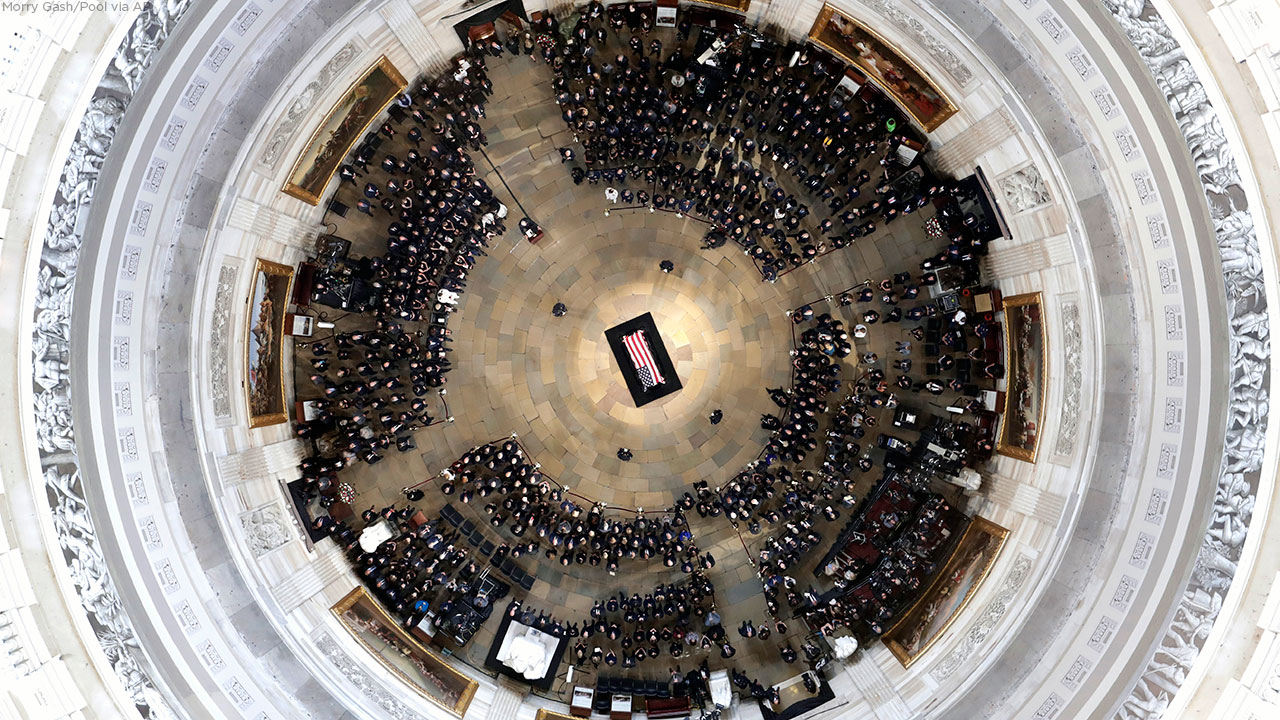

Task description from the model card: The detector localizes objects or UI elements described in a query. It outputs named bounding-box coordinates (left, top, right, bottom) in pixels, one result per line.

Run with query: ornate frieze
left=28, top=1, right=194, bottom=717
left=257, top=41, right=361, bottom=170
left=1100, top=2, right=1269, bottom=718
left=860, top=0, right=975, bottom=87
left=1053, top=301, right=1082, bottom=458
left=930, top=553, right=1035, bottom=682
left=315, top=632, right=430, bottom=720
left=210, top=262, right=239, bottom=420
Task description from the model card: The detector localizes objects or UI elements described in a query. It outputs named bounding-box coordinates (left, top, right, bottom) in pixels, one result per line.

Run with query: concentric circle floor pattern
left=455, top=224, right=792, bottom=509
left=326, top=39, right=944, bottom=692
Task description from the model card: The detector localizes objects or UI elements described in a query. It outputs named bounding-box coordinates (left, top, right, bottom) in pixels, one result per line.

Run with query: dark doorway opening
left=452, top=0, right=529, bottom=46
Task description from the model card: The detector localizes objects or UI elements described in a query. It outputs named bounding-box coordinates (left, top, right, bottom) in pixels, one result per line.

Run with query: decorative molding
left=239, top=503, right=293, bottom=558
left=315, top=632, right=430, bottom=720
left=226, top=198, right=317, bottom=247
left=27, top=2, right=194, bottom=717
left=1054, top=301, right=1082, bottom=458
left=996, top=163, right=1052, bottom=214
left=378, top=0, right=445, bottom=70
left=210, top=260, right=239, bottom=421
left=1101, top=2, right=1269, bottom=719
left=257, top=41, right=361, bottom=170
left=930, top=553, right=1035, bottom=682
left=931, top=107, right=1019, bottom=176
left=861, top=0, right=974, bottom=87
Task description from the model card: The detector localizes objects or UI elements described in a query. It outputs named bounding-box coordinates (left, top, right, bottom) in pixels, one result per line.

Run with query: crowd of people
left=442, top=440, right=709, bottom=575
left=568, top=574, right=730, bottom=667
left=299, top=323, right=447, bottom=464
left=758, top=314, right=850, bottom=466
left=283, top=0, right=1016, bottom=700
left=536, top=0, right=972, bottom=282
left=499, top=0, right=997, bottom=674
left=296, top=54, right=508, bottom=465
left=809, top=489, right=960, bottom=636
left=312, top=497, right=488, bottom=621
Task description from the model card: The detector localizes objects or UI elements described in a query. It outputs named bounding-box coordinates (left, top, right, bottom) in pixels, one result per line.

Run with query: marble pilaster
left=487, top=676, right=530, bottom=720
left=226, top=197, right=319, bottom=250
left=930, top=108, right=1019, bottom=176
left=980, top=234, right=1072, bottom=280
left=843, top=655, right=913, bottom=720
left=270, top=542, right=352, bottom=613
left=980, top=473, right=1067, bottom=526
left=217, top=438, right=305, bottom=487
left=379, top=0, right=448, bottom=73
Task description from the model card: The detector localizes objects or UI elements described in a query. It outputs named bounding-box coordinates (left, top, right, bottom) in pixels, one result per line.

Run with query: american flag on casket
left=622, top=330, right=666, bottom=389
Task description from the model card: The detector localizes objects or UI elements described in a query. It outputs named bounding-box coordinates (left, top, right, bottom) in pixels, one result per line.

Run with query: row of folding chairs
left=439, top=503, right=535, bottom=591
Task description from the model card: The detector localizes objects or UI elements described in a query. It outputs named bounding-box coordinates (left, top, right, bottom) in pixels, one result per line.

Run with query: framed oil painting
left=245, top=259, right=294, bottom=428
left=536, top=710, right=580, bottom=720
left=283, top=55, right=408, bottom=204
left=332, top=587, right=478, bottom=716
left=998, top=292, right=1046, bottom=462
left=883, top=517, right=1009, bottom=667
left=808, top=4, right=957, bottom=131
left=689, top=0, right=752, bottom=12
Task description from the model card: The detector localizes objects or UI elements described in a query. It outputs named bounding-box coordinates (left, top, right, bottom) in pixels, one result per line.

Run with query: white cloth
left=831, top=635, right=859, bottom=660
left=496, top=622, right=558, bottom=680
left=951, top=467, right=982, bottom=492
left=709, top=670, right=732, bottom=708
left=605, top=187, right=619, bottom=203
left=358, top=520, right=395, bottom=552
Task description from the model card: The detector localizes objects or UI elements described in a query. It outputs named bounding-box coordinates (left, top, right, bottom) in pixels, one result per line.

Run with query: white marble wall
left=0, top=2, right=1272, bottom=720
left=1145, top=1, right=1280, bottom=717
left=0, top=8, right=178, bottom=720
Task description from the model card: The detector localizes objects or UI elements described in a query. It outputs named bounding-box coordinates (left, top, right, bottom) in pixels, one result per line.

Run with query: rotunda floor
left=319, top=36, right=945, bottom=695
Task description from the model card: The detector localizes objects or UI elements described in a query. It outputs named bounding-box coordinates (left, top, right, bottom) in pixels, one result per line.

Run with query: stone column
left=217, top=439, right=305, bottom=487
left=0, top=549, right=36, bottom=611
left=979, top=233, right=1072, bottom=280
left=226, top=197, right=319, bottom=250
left=763, top=0, right=809, bottom=37
left=842, top=654, right=913, bottom=720
left=931, top=108, right=1019, bottom=177
left=487, top=676, right=530, bottom=720
left=380, top=0, right=447, bottom=73
left=271, top=541, right=353, bottom=613
left=0, top=548, right=90, bottom=715
left=980, top=473, right=1066, bottom=526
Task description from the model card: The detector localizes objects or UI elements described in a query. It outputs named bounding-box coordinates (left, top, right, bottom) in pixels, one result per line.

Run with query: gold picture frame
left=282, top=56, right=408, bottom=205
left=536, top=710, right=580, bottom=720
left=997, top=292, right=1046, bottom=462
left=688, top=0, right=752, bottom=13
left=245, top=259, right=294, bottom=428
left=332, top=587, right=479, bottom=716
left=882, top=517, right=1010, bottom=667
left=807, top=4, right=958, bottom=132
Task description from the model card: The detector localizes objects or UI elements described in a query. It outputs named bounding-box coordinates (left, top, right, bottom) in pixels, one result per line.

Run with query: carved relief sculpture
left=1101, top=1, right=1270, bottom=718
left=28, top=2, right=195, bottom=717
left=997, top=164, right=1053, bottom=214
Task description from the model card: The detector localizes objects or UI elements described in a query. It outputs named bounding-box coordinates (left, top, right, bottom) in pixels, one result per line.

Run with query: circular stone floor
left=449, top=224, right=793, bottom=508
left=327, top=42, right=922, bottom=690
